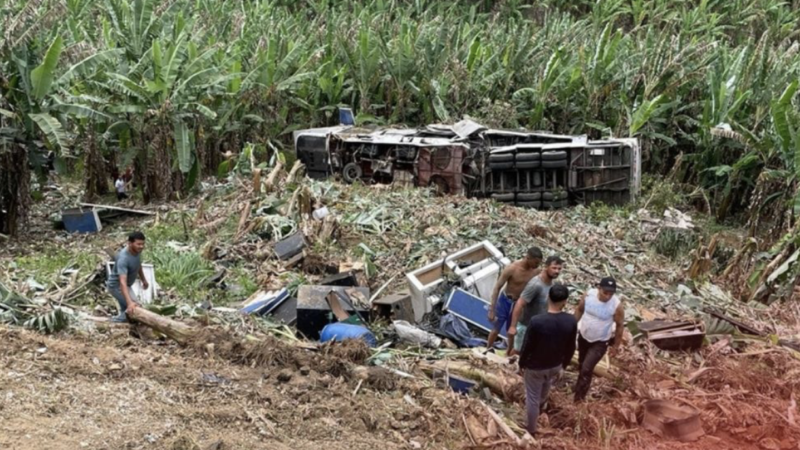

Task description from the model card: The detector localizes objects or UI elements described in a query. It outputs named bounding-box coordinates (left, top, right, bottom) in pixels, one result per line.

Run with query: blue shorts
left=493, top=292, right=515, bottom=334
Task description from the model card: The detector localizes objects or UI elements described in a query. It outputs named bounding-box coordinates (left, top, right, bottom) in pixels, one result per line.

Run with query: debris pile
left=1, top=161, right=800, bottom=449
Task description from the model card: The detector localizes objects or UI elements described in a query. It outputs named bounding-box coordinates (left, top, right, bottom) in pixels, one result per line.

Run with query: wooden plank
left=649, top=329, right=705, bottom=351
left=326, top=292, right=351, bottom=321
left=80, top=203, right=154, bottom=216
left=639, top=320, right=697, bottom=336
left=703, top=308, right=762, bottom=336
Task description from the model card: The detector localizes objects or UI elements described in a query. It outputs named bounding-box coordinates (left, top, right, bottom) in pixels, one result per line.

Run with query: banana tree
left=212, top=17, right=318, bottom=162
left=0, top=35, right=72, bottom=236
left=103, top=24, right=223, bottom=201
left=771, top=81, right=800, bottom=214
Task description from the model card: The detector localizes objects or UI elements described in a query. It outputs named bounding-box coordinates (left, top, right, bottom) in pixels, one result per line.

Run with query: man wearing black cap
left=573, top=277, right=625, bottom=402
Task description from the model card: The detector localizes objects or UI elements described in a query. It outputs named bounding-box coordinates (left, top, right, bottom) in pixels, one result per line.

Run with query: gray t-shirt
left=518, top=275, right=552, bottom=325
left=107, top=247, right=142, bottom=289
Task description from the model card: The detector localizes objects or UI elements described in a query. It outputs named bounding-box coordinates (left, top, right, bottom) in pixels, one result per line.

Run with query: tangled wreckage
left=294, top=116, right=641, bottom=208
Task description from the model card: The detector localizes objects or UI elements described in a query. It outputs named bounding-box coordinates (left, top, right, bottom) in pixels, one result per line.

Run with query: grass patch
left=145, top=219, right=194, bottom=244
left=14, top=250, right=102, bottom=286
left=231, top=268, right=259, bottom=297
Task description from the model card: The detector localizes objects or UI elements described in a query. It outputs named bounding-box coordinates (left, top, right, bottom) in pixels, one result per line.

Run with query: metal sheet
left=240, top=289, right=290, bottom=315
left=452, top=119, right=487, bottom=139
left=444, top=288, right=506, bottom=340
left=337, top=133, right=468, bottom=148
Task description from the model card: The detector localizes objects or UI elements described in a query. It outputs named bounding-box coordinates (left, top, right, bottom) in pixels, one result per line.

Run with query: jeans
left=574, top=333, right=609, bottom=401
left=523, top=365, right=561, bottom=435
left=513, top=323, right=528, bottom=352
left=108, top=285, right=137, bottom=322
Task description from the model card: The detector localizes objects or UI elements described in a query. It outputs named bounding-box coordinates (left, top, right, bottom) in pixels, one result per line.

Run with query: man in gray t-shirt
left=107, top=231, right=148, bottom=322
left=508, top=255, right=564, bottom=355
left=520, top=276, right=552, bottom=323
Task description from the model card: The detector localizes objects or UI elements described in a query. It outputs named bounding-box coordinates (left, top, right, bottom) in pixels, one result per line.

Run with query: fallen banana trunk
left=127, top=306, right=198, bottom=344
left=126, top=306, right=394, bottom=389
left=420, top=360, right=524, bottom=402
left=570, top=352, right=617, bottom=379
left=421, top=352, right=617, bottom=402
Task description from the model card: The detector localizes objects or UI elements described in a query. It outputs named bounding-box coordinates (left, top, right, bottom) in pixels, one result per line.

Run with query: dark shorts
left=493, top=292, right=515, bottom=334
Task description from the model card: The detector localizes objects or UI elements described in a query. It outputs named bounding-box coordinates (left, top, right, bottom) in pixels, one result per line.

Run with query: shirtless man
left=486, top=247, right=543, bottom=350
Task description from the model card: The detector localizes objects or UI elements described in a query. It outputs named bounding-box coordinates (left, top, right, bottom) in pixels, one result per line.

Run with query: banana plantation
left=1, top=0, right=799, bottom=264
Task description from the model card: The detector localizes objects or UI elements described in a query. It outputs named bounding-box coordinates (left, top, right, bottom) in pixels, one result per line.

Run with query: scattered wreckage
left=293, top=116, right=641, bottom=208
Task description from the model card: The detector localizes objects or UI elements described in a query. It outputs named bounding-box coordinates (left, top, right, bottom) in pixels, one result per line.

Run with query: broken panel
left=569, top=139, right=641, bottom=206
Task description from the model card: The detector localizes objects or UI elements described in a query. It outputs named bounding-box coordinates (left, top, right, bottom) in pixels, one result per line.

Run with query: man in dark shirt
left=518, top=283, right=577, bottom=436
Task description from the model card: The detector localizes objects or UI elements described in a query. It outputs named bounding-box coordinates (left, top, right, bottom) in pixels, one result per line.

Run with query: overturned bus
left=292, top=119, right=640, bottom=208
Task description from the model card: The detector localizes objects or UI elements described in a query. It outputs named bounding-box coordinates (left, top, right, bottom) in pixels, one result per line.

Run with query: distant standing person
left=107, top=231, right=148, bottom=322
left=518, top=283, right=577, bottom=436
left=115, top=176, right=128, bottom=201
left=508, top=255, right=564, bottom=355
left=573, top=277, right=624, bottom=402
left=486, top=247, right=543, bottom=350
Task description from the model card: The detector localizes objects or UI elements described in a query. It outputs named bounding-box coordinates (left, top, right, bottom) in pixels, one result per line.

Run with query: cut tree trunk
left=420, top=360, right=524, bottom=402
left=688, top=234, right=719, bottom=280
left=264, top=160, right=284, bottom=192
left=124, top=307, right=397, bottom=388
left=570, top=352, right=616, bottom=379
left=84, top=128, right=108, bottom=202
left=421, top=353, right=617, bottom=402
left=127, top=306, right=197, bottom=344
left=286, top=160, right=305, bottom=184
left=0, top=146, right=31, bottom=236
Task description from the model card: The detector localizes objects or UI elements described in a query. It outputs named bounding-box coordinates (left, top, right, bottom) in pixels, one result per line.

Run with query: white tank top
left=578, top=288, right=620, bottom=343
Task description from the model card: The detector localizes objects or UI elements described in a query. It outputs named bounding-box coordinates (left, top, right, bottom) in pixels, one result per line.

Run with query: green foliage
left=148, top=246, right=214, bottom=299
left=146, top=221, right=192, bottom=243
left=586, top=202, right=629, bottom=225
left=23, top=308, right=71, bottom=334
left=2, top=0, right=800, bottom=223
left=283, top=273, right=308, bottom=298
left=1, top=282, right=71, bottom=334
left=640, top=176, right=688, bottom=215
left=30, top=36, right=63, bottom=101
left=704, top=315, right=737, bottom=336
left=653, top=227, right=698, bottom=260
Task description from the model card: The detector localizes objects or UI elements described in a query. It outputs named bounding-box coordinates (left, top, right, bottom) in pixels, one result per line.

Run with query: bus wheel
left=342, top=163, right=362, bottom=184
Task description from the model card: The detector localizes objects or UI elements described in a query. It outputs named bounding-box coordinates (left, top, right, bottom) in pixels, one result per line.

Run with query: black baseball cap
left=599, top=277, right=617, bottom=293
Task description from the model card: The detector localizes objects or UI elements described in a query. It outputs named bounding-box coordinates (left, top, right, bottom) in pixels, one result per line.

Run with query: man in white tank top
left=573, top=277, right=624, bottom=402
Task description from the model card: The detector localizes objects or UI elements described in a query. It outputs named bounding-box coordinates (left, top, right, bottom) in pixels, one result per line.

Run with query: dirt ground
left=2, top=322, right=799, bottom=450
left=0, top=325, right=469, bottom=450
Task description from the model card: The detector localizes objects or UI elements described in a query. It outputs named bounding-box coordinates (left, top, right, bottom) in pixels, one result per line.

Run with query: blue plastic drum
left=319, top=323, right=377, bottom=348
